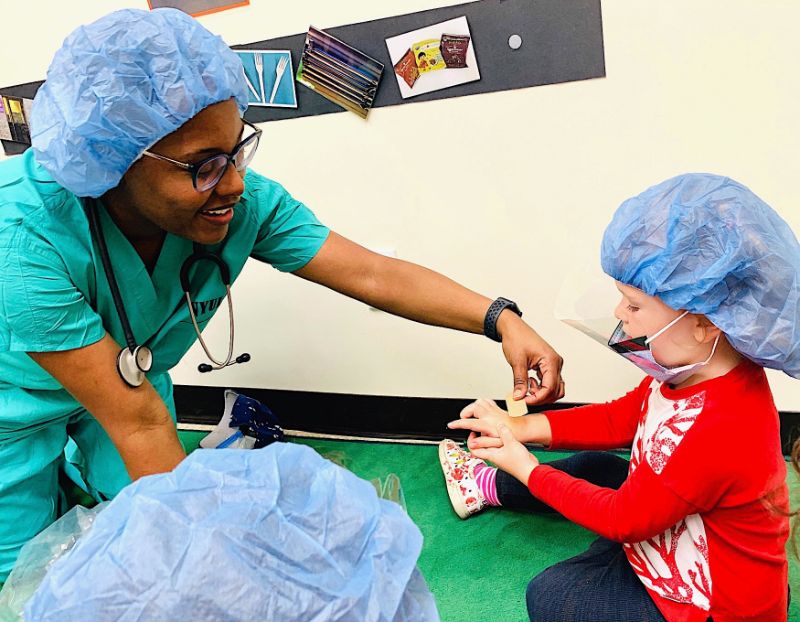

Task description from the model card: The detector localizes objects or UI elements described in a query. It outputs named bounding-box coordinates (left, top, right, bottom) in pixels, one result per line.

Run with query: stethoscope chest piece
left=117, top=345, right=153, bottom=388
left=85, top=198, right=249, bottom=385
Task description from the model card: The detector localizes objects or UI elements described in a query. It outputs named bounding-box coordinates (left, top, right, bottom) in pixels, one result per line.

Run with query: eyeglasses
left=142, top=119, right=262, bottom=192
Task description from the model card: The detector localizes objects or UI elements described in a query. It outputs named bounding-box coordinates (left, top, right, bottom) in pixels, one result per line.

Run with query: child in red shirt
left=440, top=174, right=798, bottom=622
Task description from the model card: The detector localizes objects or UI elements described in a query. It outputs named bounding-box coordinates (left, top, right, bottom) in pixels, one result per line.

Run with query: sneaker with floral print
left=438, top=438, right=488, bottom=519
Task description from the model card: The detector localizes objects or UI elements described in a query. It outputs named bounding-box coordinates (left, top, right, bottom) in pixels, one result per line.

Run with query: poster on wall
left=235, top=50, right=297, bottom=108
left=296, top=27, right=383, bottom=119
left=147, top=0, right=249, bottom=18
left=0, top=95, right=32, bottom=146
left=0, top=98, right=12, bottom=142
left=386, top=16, right=480, bottom=99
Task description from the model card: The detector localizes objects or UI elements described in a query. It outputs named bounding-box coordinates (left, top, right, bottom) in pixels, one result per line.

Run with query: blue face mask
left=608, top=311, right=720, bottom=384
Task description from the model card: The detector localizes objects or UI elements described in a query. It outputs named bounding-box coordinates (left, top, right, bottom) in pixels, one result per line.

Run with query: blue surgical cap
left=602, top=173, right=800, bottom=378
left=31, top=8, right=249, bottom=198
left=25, top=444, right=438, bottom=621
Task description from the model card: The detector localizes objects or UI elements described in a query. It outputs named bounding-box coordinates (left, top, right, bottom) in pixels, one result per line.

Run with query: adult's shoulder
left=238, top=168, right=328, bottom=272
left=239, top=169, right=300, bottom=214
left=0, top=150, right=86, bottom=245
left=238, top=168, right=321, bottom=229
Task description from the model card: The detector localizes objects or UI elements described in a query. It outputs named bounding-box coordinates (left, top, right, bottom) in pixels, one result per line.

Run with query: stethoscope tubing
left=84, top=198, right=245, bottom=384
left=181, top=245, right=236, bottom=370
left=87, top=198, right=138, bottom=353
left=184, top=284, right=235, bottom=369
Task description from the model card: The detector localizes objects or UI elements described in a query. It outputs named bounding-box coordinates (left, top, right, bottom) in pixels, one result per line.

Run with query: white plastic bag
left=0, top=503, right=105, bottom=622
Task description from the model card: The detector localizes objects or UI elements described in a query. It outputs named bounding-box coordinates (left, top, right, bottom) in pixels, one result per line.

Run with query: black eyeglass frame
left=142, top=119, right=262, bottom=192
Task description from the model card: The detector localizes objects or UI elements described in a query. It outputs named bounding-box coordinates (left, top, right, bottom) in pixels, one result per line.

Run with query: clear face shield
left=554, top=263, right=622, bottom=349
left=555, top=264, right=718, bottom=384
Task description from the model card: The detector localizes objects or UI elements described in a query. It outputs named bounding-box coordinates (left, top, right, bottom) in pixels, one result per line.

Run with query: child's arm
left=527, top=461, right=698, bottom=542
left=449, top=380, right=649, bottom=451
left=541, top=384, right=645, bottom=450
left=471, top=424, right=699, bottom=543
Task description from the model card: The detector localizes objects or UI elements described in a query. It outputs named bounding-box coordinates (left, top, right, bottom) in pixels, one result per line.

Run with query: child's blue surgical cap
left=602, top=174, right=800, bottom=378
left=31, top=8, right=249, bottom=198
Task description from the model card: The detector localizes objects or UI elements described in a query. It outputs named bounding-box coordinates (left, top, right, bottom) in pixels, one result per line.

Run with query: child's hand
left=470, top=424, right=540, bottom=484
left=447, top=398, right=515, bottom=451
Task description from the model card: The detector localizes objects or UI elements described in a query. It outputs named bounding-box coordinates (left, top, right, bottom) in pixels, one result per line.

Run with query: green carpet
left=178, top=432, right=800, bottom=622
left=3, top=434, right=795, bottom=620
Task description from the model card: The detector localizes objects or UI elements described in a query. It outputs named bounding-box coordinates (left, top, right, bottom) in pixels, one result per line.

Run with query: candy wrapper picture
left=386, top=16, right=479, bottom=99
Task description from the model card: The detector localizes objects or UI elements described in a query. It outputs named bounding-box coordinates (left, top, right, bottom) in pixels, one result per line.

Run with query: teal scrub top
left=0, top=149, right=330, bottom=442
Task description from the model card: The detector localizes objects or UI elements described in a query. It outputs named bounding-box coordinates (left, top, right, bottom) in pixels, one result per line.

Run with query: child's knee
left=525, top=570, right=552, bottom=621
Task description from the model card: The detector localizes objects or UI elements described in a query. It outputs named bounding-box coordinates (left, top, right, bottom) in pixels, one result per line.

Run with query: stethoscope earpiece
left=197, top=352, right=251, bottom=373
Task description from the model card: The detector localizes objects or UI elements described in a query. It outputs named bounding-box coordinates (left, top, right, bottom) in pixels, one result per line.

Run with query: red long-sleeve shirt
left=528, top=359, right=789, bottom=621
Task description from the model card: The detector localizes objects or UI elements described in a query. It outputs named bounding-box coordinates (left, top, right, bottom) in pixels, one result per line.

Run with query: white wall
left=2, top=1, right=799, bottom=410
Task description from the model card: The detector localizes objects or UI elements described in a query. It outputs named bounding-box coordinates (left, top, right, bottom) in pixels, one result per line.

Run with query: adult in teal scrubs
left=0, top=8, right=565, bottom=580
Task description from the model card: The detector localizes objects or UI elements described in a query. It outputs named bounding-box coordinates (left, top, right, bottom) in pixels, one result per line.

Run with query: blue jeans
left=495, top=451, right=667, bottom=622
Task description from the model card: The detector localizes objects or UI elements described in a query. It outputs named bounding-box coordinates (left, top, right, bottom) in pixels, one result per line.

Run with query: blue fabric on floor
left=25, top=443, right=439, bottom=621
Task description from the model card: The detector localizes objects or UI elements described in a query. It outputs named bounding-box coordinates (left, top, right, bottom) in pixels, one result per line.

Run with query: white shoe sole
left=438, top=440, right=471, bottom=520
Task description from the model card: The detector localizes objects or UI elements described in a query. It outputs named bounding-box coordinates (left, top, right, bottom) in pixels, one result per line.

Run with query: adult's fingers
left=526, top=353, right=564, bottom=406
left=510, top=357, right=529, bottom=401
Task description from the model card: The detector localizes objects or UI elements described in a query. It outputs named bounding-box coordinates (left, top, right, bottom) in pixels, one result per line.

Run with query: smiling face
left=102, top=99, right=247, bottom=246
left=613, top=282, right=703, bottom=367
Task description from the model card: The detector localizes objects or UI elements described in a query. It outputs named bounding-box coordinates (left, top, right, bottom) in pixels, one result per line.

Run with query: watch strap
left=484, top=297, right=522, bottom=342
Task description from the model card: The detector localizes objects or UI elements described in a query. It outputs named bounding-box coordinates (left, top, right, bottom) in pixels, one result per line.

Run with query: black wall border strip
left=235, top=0, right=605, bottom=123
left=174, top=384, right=800, bottom=457
left=0, top=0, right=605, bottom=131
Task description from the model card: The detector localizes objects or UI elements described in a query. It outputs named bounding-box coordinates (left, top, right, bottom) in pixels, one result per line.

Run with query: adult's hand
left=497, top=312, right=565, bottom=405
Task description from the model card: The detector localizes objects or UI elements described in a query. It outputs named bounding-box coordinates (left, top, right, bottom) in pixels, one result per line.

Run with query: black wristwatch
left=483, top=297, right=522, bottom=342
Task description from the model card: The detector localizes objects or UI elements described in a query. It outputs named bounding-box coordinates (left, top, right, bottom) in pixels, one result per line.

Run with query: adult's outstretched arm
left=294, top=231, right=565, bottom=404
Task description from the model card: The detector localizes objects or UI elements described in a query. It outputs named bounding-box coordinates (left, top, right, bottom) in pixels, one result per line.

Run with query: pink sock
left=473, top=463, right=501, bottom=506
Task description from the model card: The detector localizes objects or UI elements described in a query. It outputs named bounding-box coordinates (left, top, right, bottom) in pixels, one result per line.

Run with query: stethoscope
left=85, top=198, right=250, bottom=388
